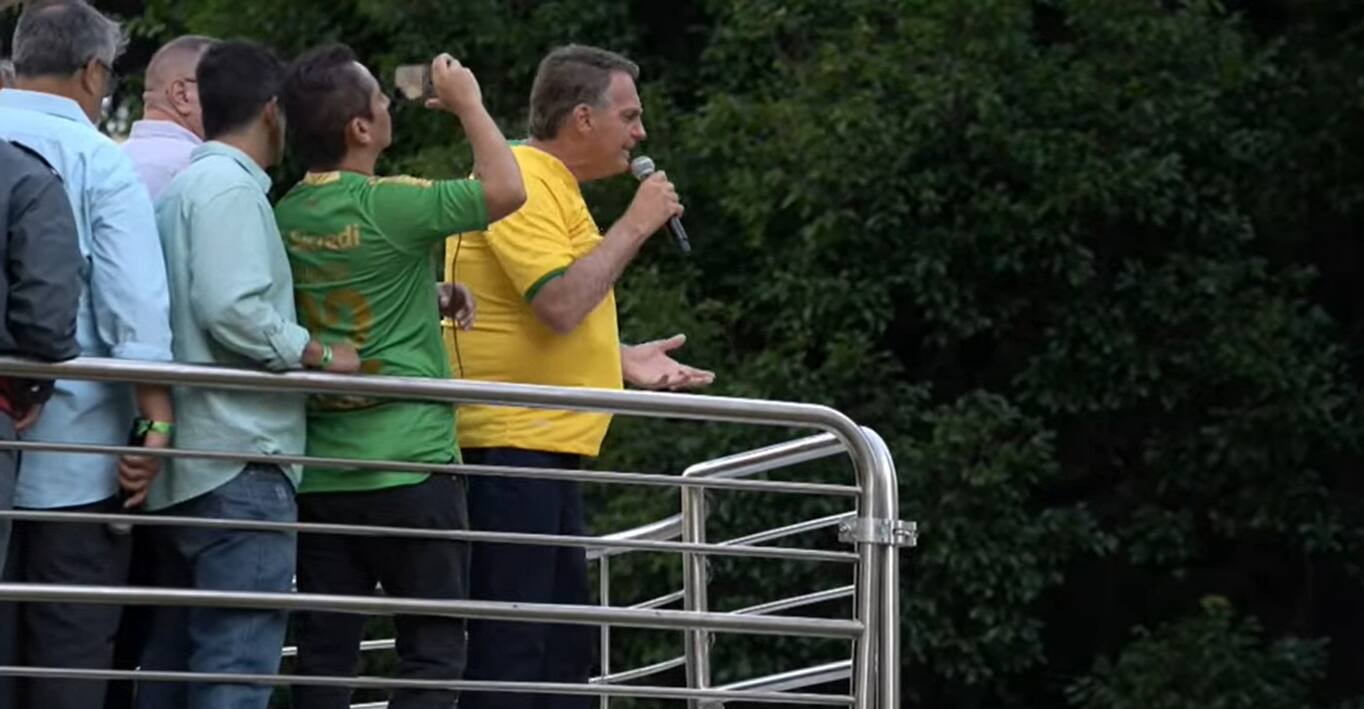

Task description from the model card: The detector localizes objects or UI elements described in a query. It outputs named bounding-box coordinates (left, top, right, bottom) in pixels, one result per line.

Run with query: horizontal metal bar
left=0, top=584, right=863, bottom=638
left=0, top=440, right=859, bottom=498
left=0, top=510, right=857, bottom=564
left=592, top=655, right=687, bottom=685
left=715, top=659, right=854, bottom=694
left=733, top=586, right=856, bottom=616
left=723, top=512, right=857, bottom=548
left=630, top=589, right=686, bottom=610
left=589, top=514, right=684, bottom=560
left=283, top=638, right=392, bottom=659
left=0, top=357, right=863, bottom=436
left=683, top=433, right=846, bottom=481
left=330, top=587, right=849, bottom=664
left=0, top=666, right=853, bottom=706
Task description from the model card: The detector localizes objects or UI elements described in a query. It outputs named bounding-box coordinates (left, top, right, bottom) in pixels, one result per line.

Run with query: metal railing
left=0, top=355, right=914, bottom=708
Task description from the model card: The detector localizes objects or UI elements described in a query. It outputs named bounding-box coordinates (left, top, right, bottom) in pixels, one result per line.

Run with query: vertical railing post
left=850, top=473, right=880, bottom=709
left=681, top=484, right=710, bottom=709
left=860, top=427, right=911, bottom=709
left=598, top=553, right=611, bottom=709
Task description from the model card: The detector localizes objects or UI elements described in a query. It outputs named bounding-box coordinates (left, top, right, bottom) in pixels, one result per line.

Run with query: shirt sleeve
left=187, top=187, right=310, bottom=371
left=88, top=150, right=174, bottom=362
left=368, top=176, right=489, bottom=254
left=7, top=168, right=81, bottom=361
left=483, top=177, right=575, bottom=302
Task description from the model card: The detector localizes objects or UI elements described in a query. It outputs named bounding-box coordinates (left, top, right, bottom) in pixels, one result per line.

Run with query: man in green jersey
left=275, top=44, right=524, bottom=709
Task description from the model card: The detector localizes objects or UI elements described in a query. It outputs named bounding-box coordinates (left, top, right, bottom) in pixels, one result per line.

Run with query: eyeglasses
left=93, top=58, right=120, bottom=99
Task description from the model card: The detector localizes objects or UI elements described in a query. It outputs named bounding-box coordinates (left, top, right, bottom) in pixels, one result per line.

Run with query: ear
left=348, top=114, right=371, bottom=147
left=572, top=103, right=593, bottom=134
left=169, top=78, right=194, bottom=114
left=80, top=58, right=103, bottom=97
left=264, top=97, right=284, bottom=127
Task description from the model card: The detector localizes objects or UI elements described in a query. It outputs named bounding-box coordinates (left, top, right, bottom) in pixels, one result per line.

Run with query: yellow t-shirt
left=443, top=145, right=622, bottom=457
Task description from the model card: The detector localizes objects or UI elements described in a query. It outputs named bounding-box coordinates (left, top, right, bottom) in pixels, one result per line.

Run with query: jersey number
left=298, top=288, right=374, bottom=347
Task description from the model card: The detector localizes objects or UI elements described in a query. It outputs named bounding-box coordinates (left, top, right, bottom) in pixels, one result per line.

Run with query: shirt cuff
left=267, top=323, right=312, bottom=371
left=111, top=341, right=174, bottom=362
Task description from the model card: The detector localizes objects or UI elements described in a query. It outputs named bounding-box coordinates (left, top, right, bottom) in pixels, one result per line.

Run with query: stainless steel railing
left=0, top=355, right=914, bottom=708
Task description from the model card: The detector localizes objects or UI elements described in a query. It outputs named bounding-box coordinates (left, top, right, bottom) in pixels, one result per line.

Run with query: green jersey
left=275, top=171, right=488, bottom=494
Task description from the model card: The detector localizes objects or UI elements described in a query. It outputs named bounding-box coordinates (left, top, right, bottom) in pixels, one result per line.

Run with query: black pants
left=460, top=448, right=593, bottom=709
left=0, top=495, right=131, bottom=709
left=292, top=473, right=470, bottom=709
left=103, top=524, right=157, bottom=709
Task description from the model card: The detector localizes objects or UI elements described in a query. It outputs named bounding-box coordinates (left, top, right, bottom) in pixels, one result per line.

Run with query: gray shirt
left=0, top=139, right=81, bottom=365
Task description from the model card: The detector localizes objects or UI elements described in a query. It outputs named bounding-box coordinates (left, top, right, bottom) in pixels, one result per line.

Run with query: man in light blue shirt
left=0, top=4, right=176, bottom=709
left=122, top=35, right=216, bottom=200
left=134, top=41, right=358, bottom=709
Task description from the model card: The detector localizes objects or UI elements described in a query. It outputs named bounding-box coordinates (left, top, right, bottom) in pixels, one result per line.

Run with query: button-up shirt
left=122, top=119, right=202, bottom=200
left=147, top=142, right=309, bottom=510
left=0, top=89, right=173, bottom=510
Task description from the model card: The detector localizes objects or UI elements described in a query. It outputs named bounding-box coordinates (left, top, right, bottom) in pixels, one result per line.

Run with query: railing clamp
left=838, top=518, right=917, bottom=547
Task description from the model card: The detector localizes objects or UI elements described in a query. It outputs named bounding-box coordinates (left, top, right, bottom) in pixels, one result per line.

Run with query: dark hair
left=528, top=45, right=639, bottom=141
left=281, top=43, right=374, bottom=170
left=12, top=0, right=124, bottom=78
left=197, top=40, right=285, bottom=140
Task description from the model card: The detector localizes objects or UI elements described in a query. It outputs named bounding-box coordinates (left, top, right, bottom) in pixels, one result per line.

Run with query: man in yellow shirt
left=445, top=45, right=713, bottom=708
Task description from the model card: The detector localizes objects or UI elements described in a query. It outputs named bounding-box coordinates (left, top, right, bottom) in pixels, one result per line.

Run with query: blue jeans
left=135, top=464, right=296, bottom=709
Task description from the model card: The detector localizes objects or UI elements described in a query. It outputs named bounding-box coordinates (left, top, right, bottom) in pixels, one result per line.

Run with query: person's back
left=0, top=5, right=175, bottom=707
left=277, top=171, right=482, bottom=490
left=274, top=43, right=524, bottom=709
left=0, top=139, right=81, bottom=366
left=0, top=136, right=81, bottom=602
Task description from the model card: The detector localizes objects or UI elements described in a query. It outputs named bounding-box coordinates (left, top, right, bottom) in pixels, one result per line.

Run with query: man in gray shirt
left=0, top=138, right=81, bottom=578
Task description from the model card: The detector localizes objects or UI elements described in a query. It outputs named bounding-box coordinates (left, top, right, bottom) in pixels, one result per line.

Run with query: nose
left=634, top=120, right=647, bottom=142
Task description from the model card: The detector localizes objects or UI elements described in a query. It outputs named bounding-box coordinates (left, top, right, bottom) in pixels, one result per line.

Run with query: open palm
left=621, top=334, right=715, bottom=391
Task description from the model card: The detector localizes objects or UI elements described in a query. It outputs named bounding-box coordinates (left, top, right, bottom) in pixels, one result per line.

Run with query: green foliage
left=1067, top=597, right=1326, bottom=709
left=10, top=0, right=1364, bottom=706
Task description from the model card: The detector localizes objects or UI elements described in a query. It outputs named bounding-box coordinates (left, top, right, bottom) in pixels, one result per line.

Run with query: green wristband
left=135, top=419, right=174, bottom=437
left=320, top=342, right=334, bottom=368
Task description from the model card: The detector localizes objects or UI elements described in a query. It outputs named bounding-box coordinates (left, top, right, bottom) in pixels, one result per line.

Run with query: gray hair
left=528, top=45, right=639, bottom=141
left=12, top=0, right=126, bottom=79
left=0, top=60, right=14, bottom=87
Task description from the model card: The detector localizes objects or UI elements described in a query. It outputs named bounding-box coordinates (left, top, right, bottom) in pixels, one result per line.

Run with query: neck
left=213, top=127, right=273, bottom=171
left=141, top=105, right=185, bottom=127
left=324, top=149, right=379, bottom=177
left=527, top=136, right=594, bottom=183
left=14, top=76, right=81, bottom=105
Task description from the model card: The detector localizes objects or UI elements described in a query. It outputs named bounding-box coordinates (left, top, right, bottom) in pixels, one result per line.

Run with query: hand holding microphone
left=628, top=156, right=691, bottom=254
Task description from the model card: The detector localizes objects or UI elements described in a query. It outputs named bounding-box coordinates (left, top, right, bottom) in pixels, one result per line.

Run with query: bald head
left=146, top=35, right=214, bottom=92
left=142, top=35, right=216, bottom=137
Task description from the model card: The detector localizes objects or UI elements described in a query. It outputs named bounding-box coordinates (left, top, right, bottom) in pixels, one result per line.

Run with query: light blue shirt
left=0, top=89, right=174, bottom=510
left=147, top=142, right=309, bottom=511
left=122, top=119, right=202, bottom=201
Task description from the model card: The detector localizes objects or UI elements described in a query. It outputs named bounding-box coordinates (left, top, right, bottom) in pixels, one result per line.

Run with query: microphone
left=629, top=156, right=691, bottom=254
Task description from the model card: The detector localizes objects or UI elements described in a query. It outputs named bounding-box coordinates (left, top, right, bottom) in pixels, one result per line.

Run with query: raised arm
left=426, top=53, right=525, bottom=223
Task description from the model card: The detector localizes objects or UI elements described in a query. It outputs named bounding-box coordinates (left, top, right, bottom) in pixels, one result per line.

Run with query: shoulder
left=0, top=140, right=60, bottom=182
left=89, top=136, right=148, bottom=189
left=370, top=174, right=435, bottom=189
left=176, top=162, right=262, bottom=209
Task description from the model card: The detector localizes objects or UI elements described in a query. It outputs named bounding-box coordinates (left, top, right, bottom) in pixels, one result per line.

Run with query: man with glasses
left=123, top=36, right=217, bottom=200
left=0, top=2, right=175, bottom=708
